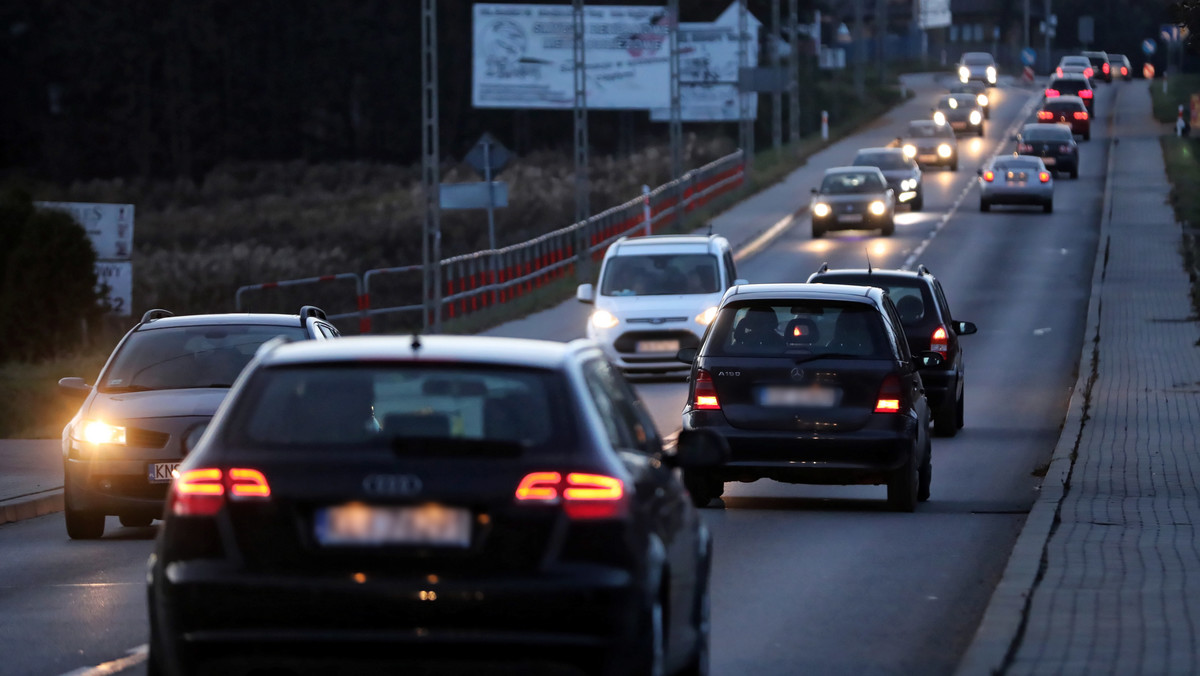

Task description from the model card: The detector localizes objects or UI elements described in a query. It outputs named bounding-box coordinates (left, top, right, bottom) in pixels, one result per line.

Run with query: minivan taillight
left=931, top=326, right=949, bottom=356
left=169, top=468, right=271, bottom=516
left=515, top=472, right=626, bottom=519
left=875, top=375, right=903, bottom=413
left=693, top=369, right=721, bottom=410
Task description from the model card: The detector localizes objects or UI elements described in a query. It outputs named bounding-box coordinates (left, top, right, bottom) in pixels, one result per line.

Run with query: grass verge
left=1159, top=134, right=1200, bottom=318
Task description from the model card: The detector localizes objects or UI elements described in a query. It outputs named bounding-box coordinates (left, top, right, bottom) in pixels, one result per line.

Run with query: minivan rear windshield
left=707, top=301, right=893, bottom=359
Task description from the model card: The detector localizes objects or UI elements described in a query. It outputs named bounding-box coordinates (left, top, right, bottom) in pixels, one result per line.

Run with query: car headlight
left=958, top=66, right=969, bottom=81
left=591, top=309, right=619, bottom=329
left=695, top=306, right=718, bottom=326
left=901, top=178, right=916, bottom=191
left=902, top=144, right=916, bottom=158
left=79, top=420, right=126, bottom=445
left=977, top=93, right=989, bottom=107
left=986, top=66, right=997, bottom=83
left=869, top=201, right=886, bottom=216
left=970, top=110, right=982, bottom=125
left=933, top=111, right=946, bottom=126
left=938, top=143, right=952, bottom=158
left=813, top=202, right=831, bottom=218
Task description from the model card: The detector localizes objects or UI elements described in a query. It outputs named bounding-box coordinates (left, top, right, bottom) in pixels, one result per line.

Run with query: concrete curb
left=0, top=488, right=64, bottom=526
left=952, top=83, right=1125, bottom=676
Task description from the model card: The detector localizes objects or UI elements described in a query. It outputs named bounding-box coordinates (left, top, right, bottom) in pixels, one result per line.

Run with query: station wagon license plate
left=147, top=462, right=179, bottom=484
left=314, top=503, right=471, bottom=548
left=636, top=339, right=680, bottom=353
left=758, top=385, right=838, bottom=407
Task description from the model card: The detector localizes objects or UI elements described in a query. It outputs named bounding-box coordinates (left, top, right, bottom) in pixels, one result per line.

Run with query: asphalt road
left=0, top=75, right=1111, bottom=676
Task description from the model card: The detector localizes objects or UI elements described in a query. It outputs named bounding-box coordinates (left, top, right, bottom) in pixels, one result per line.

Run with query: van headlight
left=695, top=307, right=718, bottom=326
left=902, top=144, right=916, bottom=158
left=812, top=202, right=831, bottom=218
left=933, top=111, right=946, bottom=126
left=590, top=309, right=619, bottom=329
left=869, top=201, right=886, bottom=216
left=977, top=93, right=989, bottom=107
left=78, top=420, right=127, bottom=445
left=937, top=143, right=952, bottom=158
left=958, top=66, right=969, bottom=81
left=970, top=110, right=982, bottom=125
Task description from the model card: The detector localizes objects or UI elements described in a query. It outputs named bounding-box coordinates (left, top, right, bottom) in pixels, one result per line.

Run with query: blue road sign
left=1021, top=47, right=1037, bottom=66
left=1143, top=38, right=1157, bottom=56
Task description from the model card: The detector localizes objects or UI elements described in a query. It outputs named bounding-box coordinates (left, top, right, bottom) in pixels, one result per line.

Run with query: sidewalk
left=0, top=439, right=63, bottom=524
left=955, top=81, right=1200, bottom=673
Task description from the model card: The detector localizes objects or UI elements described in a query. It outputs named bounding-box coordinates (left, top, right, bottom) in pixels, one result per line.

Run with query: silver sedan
left=978, top=155, right=1054, bottom=213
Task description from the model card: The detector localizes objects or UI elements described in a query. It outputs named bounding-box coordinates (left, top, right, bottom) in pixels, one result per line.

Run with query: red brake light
left=874, top=375, right=903, bottom=414
left=1074, top=111, right=1089, bottom=120
left=229, top=468, right=271, bottom=498
left=982, top=170, right=995, bottom=182
left=1055, top=67, right=1063, bottom=76
left=1079, top=89, right=1093, bottom=99
left=169, top=467, right=271, bottom=516
left=1039, top=171, right=1051, bottom=183
left=515, top=471, right=626, bottom=519
left=1017, top=143, right=1032, bottom=153
left=1084, top=67, right=1093, bottom=77
left=1044, top=88, right=1060, bottom=97
left=1121, top=66, right=1128, bottom=75
left=693, top=369, right=721, bottom=410
left=1037, top=110, right=1054, bottom=120
left=1102, top=62, right=1109, bottom=74
left=931, top=326, right=949, bottom=356
left=515, top=471, right=561, bottom=501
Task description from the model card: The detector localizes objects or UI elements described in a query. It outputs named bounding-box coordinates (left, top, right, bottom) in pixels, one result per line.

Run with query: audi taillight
left=693, top=369, right=721, bottom=410
left=982, top=170, right=995, bottom=182
left=1055, top=67, right=1063, bottom=77
left=1039, top=171, right=1051, bottom=183
left=1045, top=88, right=1060, bottom=97
left=1080, top=89, right=1093, bottom=99
left=1037, top=110, right=1054, bottom=120
left=1017, top=143, right=1033, bottom=153
left=1084, top=67, right=1093, bottom=78
left=931, top=325, right=949, bottom=357
left=515, top=471, right=626, bottom=519
left=874, top=375, right=903, bottom=414
left=1102, top=62, right=1109, bottom=74
left=1120, top=66, right=1128, bottom=76
left=169, top=467, right=272, bottom=516
left=1074, top=111, right=1089, bottom=120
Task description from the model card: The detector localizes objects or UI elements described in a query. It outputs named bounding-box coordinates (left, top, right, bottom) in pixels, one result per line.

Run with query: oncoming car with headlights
left=896, top=119, right=959, bottom=171
left=810, top=166, right=896, bottom=238
left=577, top=234, right=746, bottom=374
left=58, top=307, right=338, bottom=539
left=933, top=93, right=985, bottom=137
left=948, top=81, right=990, bottom=119
left=852, top=147, right=923, bottom=211
left=957, top=51, right=997, bottom=85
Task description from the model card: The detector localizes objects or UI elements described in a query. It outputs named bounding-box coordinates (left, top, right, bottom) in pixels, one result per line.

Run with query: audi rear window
left=706, top=301, right=894, bottom=359
left=1022, top=127, right=1073, bottom=142
left=223, top=364, right=577, bottom=457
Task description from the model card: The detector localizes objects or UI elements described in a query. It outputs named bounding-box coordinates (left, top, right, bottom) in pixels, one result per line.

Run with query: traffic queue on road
left=54, top=49, right=1125, bottom=676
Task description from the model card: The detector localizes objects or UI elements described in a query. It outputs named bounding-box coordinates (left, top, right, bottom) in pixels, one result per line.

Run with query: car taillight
left=1055, top=67, right=1063, bottom=76
left=1102, top=62, right=1109, bottom=74
left=1121, top=66, right=1128, bottom=76
left=1080, top=89, right=1093, bottom=99
left=982, top=170, right=995, bottom=182
left=169, top=467, right=271, bottom=516
left=874, top=375, right=903, bottom=414
left=1074, top=111, right=1089, bottom=120
left=1045, top=88, right=1059, bottom=97
left=1084, top=67, right=1093, bottom=78
left=931, top=325, right=949, bottom=356
left=1037, top=110, right=1054, bottom=120
left=693, top=369, right=721, bottom=410
left=515, top=471, right=626, bottom=519
left=1039, top=171, right=1051, bottom=183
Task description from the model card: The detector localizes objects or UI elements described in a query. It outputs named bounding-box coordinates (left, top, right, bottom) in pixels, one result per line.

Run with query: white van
left=576, top=234, right=746, bottom=374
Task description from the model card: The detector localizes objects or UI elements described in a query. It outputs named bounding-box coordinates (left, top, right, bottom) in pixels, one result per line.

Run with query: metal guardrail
left=235, top=151, right=744, bottom=332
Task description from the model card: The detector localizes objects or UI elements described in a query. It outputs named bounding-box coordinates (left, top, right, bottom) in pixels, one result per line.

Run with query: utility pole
left=420, top=0, right=441, bottom=332
left=789, top=0, right=799, bottom=143
left=572, top=0, right=590, bottom=281
left=876, top=0, right=886, bottom=85
left=1024, top=0, right=1030, bottom=50
left=853, top=0, right=864, bottom=100
left=771, top=0, right=781, bottom=152
left=669, top=0, right=681, bottom=181
left=738, top=0, right=754, bottom=176
left=1043, top=0, right=1052, bottom=74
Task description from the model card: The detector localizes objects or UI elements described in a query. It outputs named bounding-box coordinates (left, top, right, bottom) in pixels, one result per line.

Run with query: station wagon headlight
left=977, top=93, right=989, bottom=107
left=937, top=143, right=952, bottom=158
left=901, top=178, right=916, bottom=191
left=812, top=202, right=831, bottom=218
left=79, top=420, right=126, bottom=445
left=590, top=309, right=619, bottom=329
left=695, top=306, right=718, bottom=326
left=969, top=110, right=982, bottom=125
left=869, top=201, right=886, bottom=215
left=986, top=66, right=997, bottom=83
left=902, top=144, right=916, bottom=158
left=958, top=66, right=969, bottom=81
left=933, top=111, right=946, bottom=126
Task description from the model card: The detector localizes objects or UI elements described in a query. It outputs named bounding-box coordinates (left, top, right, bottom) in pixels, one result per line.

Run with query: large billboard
left=648, top=8, right=761, bottom=123
left=918, top=0, right=951, bottom=30
left=473, top=4, right=672, bottom=110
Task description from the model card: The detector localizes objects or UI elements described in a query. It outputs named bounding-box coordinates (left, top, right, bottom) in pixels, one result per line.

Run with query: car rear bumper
left=980, top=187, right=1053, bottom=204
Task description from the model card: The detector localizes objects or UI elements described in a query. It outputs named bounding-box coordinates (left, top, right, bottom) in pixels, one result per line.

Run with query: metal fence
left=235, top=150, right=744, bottom=333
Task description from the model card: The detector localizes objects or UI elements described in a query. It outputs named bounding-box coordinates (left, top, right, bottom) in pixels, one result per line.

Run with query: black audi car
left=677, top=283, right=943, bottom=512
left=148, top=335, right=726, bottom=676
left=807, top=265, right=977, bottom=437
left=1015, top=122, right=1079, bottom=178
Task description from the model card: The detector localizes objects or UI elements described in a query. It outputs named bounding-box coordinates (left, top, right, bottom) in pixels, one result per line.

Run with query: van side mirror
left=955, top=320, right=978, bottom=336
left=576, top=284, right=595, bottom=304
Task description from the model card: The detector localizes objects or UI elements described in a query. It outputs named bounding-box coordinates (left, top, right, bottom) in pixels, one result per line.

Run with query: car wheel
left=880, top=218, right=895, bottom=237
left=911, top=193, right=924, bottom=212
left=64, top=489, right=105, bottom=540
left=950, top=159, right=959, bottom=171
left=119, top=515, right=153, bottom=528
left=980, top=200, right=990, bottom=212
left=631, top=594, right=666, bottom=676
left=886, top=446, right=919, bottom=512
left=957, top=391, right=965, bottom=429
left=917, top=437, right=932, bottom=502
left=1044, top=199, right=1054, bottom=214
left=934, top=396, right=960, bottom=437
left=678, top=548, right=712, bottom=676
left=1084, top=131, right=1091, bottom=141
left=1071, top=166, right=1079, bottom=179
left=683, top=470, right=723, bottom=508
left=811, top=223, right=825, bottom=239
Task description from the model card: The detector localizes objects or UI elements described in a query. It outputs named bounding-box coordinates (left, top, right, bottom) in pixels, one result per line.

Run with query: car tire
left=679, top=545, right=712, bottom=676
left=980, top=200, right=990, bottom=212
left=911, top=193, right=924, bottom=212
left=64, top=490, right=105, bottom=540
left=957, top=392, right=966, bottom=429
left=1084, top=131, right=1091, bottom=141
left=683, top=470, right=723, bottom=508
left=631, top=593, right=666, bottom=676
left=950, top=159, right=959, bottom=171
left=917, top=437, right=932, bottom=502
left=1071, top=166, right=1079, bottom=179
left=934, top=396, right=960, bottom=437
left=886, top=446, right=919, bottom=512
left=1044, top=199, right=1054, bottom=214
left=811, top=224, right=824, bottom=239
left=119, top=515, right=153, bottom=528
left=880, top=218, right=895, bottom=237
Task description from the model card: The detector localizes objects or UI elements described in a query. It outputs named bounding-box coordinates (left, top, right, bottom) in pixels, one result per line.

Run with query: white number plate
left=636, top=339, right=680, bottom=353
left=314, top=503, right=472, bottom=547
left=917, top=154, right=937, bottom=163
left=759, top=386, right=839, bottom=407
left=148, top=462, right=179, bottom=484
left=837, top=213, right=864, bottom=223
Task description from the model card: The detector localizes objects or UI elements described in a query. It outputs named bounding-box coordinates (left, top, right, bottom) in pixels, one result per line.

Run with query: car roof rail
left=917, top=264, right=933, bottom=276
left=817, top=262, right=830, bottom=274
left=299, top=306, right=328, bottom=325
left=141, top=309, right=174, bottom=324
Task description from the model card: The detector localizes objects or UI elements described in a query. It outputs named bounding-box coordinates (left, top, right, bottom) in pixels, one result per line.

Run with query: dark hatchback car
left=677, top=283, right=943, bottom=512
left=1081, top=50, right=1112, bottom=83
left=1015, top=122, right=1079, bottom=178
left=1045, top=74, right=1095, bottom=114
left=1037, top=95, right=1091, bottom=140
left=1111, top=53, right=1132, bottom=80
left=147, top=335, right=726, bottom=676
left=948, top=80, right=990, bottom=119
left=896, top=119, right=959, bottom=171
left=932, top=93, right=985, bottom=137
left=59, top=307, right=338, bottom=539
left=806, top=265, right=977, bottom=437
left=809, top=166, right=896, bottom=238
left=852, top=147, right=924, bottom=211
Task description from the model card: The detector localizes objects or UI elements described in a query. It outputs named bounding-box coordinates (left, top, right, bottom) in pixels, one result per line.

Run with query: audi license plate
left=314, top=503, right=471, bottom=547
left=758, top=386, right=838, bottom=407
left=837, top=213, right=863, bottom=223
left=147, top=462, right=179, bottom=484
left=918, top=154, right=937, bottom=164
left=636, top=339, right=679, bottom=353
left=1042, top=157, right=1056, bottom=165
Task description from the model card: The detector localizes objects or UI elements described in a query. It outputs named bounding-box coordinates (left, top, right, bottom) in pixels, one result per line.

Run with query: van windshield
left=600, top=253, right=720, bottom=296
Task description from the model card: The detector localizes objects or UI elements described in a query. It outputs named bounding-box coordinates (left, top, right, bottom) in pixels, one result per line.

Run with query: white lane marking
left=1033, top=327, right=1052, bottom=336
left=734, top=212, right=795, bottom=262
left=901, top=91, right=1046, bottom=271
left=59, top=644, right=147, bottom=676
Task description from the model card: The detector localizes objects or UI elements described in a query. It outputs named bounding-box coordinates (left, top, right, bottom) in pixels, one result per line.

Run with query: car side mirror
left=955, top=320, right=978, bottom=336
left=810, top=187, right=818, bottom=194
left=676, top=347, right=698, bottom=364
left=669, top=428, right=730, bottom=469
left=58, top=377, right=91, bottom=398
left=976, top=168, right=983, bottom=176
left=915, top=351, right=945, bottom=369
left=576, top=283, right=595, bottom=304
left=1010, top=134, right=1019, bottom=142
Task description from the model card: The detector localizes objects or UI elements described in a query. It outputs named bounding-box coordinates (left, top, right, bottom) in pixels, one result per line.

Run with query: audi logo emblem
left=363, top=474, right=423, bottom=496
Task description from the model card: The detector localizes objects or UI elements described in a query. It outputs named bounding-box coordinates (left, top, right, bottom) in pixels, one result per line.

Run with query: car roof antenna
left=706, top=221, right=713, bottom=236
left=865, top=248, right=873, bottom=274
left=411, top=332, right=422, bottom=352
